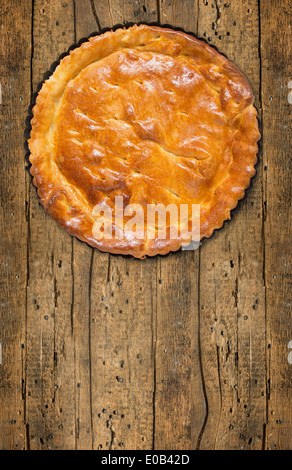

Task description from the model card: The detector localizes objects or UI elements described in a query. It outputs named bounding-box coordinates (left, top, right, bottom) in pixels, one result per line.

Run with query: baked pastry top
left=29, top=24, right=260, bottom=258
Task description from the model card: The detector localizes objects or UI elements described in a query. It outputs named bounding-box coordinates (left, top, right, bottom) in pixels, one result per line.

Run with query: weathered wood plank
left=73, top=0, right=158, bottom=450
left=89, top=256, right=157, bottom=450
left=153, top=0, right=206, bottom=451
left=155, top=251, right=206, bottom=450
left=197, top=0, right=266, bottom=449
left=0, top=0, right=31, bottom=450
left=71, top=0, right=100, bottom=451
left=260, top=0, right=292, bottom=450
left=25, top=0, right=76, bottom=450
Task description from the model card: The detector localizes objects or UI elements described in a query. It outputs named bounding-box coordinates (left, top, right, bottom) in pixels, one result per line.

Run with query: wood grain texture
left=26, top=0, right=76, bottom=450
left=197, top=0, right=266, bottom=450
left=0, top=0, right=291, bottom=450
left=260, top=0, right=292, bottom=450
left=0, top=0, right=31, bottom=450
left=73, top=0, right=159, bottom=451
left=153, top=0, right=206, bottom=451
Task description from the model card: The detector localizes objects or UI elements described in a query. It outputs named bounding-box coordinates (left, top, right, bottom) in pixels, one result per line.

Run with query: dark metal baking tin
left=24, top=22, right=262, bottom=259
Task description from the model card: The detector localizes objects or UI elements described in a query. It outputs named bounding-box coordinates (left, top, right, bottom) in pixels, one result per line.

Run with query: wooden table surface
left=0, top=0, right=291, bottom=450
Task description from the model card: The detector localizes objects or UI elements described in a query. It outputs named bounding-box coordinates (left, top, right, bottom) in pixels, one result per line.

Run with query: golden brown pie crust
left=28, top=24, right=260, bottom=258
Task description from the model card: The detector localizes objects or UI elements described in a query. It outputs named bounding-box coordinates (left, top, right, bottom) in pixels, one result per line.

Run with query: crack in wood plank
left=89, top=0, right=101, bottom=31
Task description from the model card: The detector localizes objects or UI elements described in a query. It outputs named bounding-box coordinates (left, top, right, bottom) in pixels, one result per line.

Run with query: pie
left=28, top=24, right=260, bottom=258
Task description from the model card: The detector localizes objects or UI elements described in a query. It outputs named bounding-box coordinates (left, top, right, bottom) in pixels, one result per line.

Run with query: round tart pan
left=27, top=24, right=261, bottom=258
